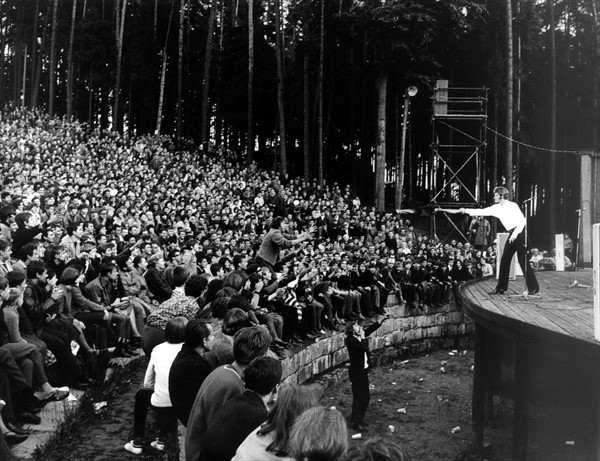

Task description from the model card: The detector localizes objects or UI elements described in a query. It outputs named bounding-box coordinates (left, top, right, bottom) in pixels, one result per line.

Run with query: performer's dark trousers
left=349, top=371, right=370, bottom=427
left=497, top=227, right=539, bottom=292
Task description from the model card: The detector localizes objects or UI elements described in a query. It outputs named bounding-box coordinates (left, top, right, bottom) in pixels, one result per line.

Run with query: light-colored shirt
left=466, top=200, right=526, bottom=235
left=143, top=341, right=183, bottom=407
left=233, top=426, right=294, bottom=461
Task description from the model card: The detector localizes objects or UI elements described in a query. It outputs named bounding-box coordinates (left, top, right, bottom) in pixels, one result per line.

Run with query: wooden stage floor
left=461, top=268, right=598, bottom=347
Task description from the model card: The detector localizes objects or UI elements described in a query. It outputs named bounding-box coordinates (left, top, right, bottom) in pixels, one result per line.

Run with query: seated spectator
left=123, top=317, right=187, bottom=455
left=168, top=319, right=215, bottom=426
left=204, top=307, right=249, bottom=368
left=141, top=274, right=207, bottom=356
left=185, top=326, right=272, bottom=461
left=288, top=406, right=348, bottom=461
left=201, top=356, right=283, bottom=461
left=144, top=254, right=172, bottom=304
left=233, top=384, right=318, bottom=461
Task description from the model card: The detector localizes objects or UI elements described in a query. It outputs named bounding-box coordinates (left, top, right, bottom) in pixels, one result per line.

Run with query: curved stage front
left=460, top=270, right=600, bottom=461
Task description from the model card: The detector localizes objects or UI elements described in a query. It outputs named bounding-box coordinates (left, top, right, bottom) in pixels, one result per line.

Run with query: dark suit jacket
left=200, top=390, right=269, bottom=461
left=345, top=320, right=381, bottom=379
left=169, top=344, right=214, bottom=426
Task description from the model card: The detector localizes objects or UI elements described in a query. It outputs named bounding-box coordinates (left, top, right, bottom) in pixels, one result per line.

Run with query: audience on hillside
left=0, top=107, right=488, bottom=454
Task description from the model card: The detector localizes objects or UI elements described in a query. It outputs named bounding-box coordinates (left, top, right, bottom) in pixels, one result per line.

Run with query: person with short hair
left=200, top=356, right=283, bottom=461
left=345, top=314, right=388, bottom=433
left=288, top=406, right=348, bottom=461
left=141, top=274, right=207, bottom=356
left=185, top=326, right=272, bottom=461
left=123, top=316, right=188, bottom=455
left=460, top=186, right=539, bottom=295
left=168, top=319, right=214, bottom=426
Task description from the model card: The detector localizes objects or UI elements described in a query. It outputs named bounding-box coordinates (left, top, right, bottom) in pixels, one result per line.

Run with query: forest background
left=1, top=0, right=598, bottom=247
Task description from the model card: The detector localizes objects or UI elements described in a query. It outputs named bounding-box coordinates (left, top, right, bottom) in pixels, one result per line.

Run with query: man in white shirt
left=460, top=186, right=539, bottom=295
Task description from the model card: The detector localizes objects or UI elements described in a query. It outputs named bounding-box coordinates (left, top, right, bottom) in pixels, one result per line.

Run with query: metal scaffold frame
left=430, top=80, right=488, bottom=240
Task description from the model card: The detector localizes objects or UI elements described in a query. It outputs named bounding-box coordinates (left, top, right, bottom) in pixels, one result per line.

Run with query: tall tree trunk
left=275, top=0, right=287, bottom=176
left=548, top=0, right=557, bottom=239
left=505, top=0, right=513, bottom=193
left=67, top=0, right=78, bottom=119
left=317, top=0, right=324, bottom=183
left=303, top=50, right=310, bottom=180
left=30, top=0, right=40, bottom=109
left=201, top=0, right=217, bottom=147
left=247, top=0, right=254, bottom=164
left=0, top=2, right=6, bottom=107
left=154, top=0, right=159, bottom=42
left=21, top=45, right=28, bottom=108
left=113, top=0, right=128, bottom=132
left=156, top=0, right=176, bottom=134
left=375, top=73, right=387, bottom=212
left=48, top=0, right=59, bottom=116
left=177, top=0, right=185, bottom=138
left=515, top=0, right=521, bottom=201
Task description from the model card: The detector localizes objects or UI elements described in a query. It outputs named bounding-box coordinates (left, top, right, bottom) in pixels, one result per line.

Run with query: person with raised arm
left=458, top=186, right=539, bottom=295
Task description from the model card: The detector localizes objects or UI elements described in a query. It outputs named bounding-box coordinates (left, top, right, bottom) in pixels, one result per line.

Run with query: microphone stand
left=569, top=208, right=590, bottom=289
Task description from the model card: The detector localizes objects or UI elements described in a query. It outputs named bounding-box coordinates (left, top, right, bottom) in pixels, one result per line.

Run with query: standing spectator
left=345, top=314, right=388, bottom=433
left=124, top=317, right=187, bottom=455
left=256, top=217, right=314, bottom=272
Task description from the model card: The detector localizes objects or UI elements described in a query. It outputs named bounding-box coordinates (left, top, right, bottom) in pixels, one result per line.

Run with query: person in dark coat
left=345, top=314, right=388, bottom=432
left=200, top=356, right=282, bottom=461
left=168, top=320, right=214, bottom=426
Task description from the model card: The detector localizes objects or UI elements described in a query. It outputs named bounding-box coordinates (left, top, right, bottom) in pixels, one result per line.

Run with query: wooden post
left=513, top=339, right=530, bottom=461
left=555, top=234, right=565, bottom=271
left=593, top=223, right=600, bottom=341
left=472, top=323, right=487, bottom=455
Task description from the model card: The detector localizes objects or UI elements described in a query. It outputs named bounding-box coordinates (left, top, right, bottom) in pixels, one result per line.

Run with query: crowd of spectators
left=0, top=107, right=498, bottom=458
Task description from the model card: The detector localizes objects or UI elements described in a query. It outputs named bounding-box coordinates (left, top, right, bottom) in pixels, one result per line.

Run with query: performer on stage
left=459, top=186, right=539, bottom=295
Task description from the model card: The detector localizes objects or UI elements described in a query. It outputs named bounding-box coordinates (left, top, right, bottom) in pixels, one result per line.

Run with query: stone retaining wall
left=281, top=293, right=474, bottom=385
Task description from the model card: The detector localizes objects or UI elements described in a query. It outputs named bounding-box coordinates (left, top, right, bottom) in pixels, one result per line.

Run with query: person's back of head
left=258, top=384, right=318, bottom=456
left=210, top=262, right=222, bottom=277
left=210, top=296, right=229, bottom=320
left=164, top=316, right=188, bottom=344
left=6, top=270, right=26, bottom=288
left=223, top=270, right=247, bottom=292
left=289, top=406, right=348, bottom=461
left=222, top=307, right=249, bottom=336
left=244, top=356, right=282, bottom=396
left=184, top=319, right=212, bottom=350
left=227, top=293, right=250, bottom=312
left=345, top=437, right=413, bottom=461
left=232, top=325, right=271, bottom=365
left=172, top=265, right=190, bottom=288
left=184, top=274, right=208, bottom=298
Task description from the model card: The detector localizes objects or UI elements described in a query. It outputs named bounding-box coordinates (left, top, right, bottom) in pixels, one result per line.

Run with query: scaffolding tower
left=430, top=80, right=488, bottom=239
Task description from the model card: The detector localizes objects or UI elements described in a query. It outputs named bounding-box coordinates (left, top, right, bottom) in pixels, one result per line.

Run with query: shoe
left=124, top=440, right=143, bottom=455
left=37, top=388, right=70, bottom=404
left=528, top=289, right=539, bottom=295
left=3, top=430, right=28, bottom=446
left=150, top=439, right=166, bottom=451
left=16, top=411, right=41, bottom=425
left=488, top=289, right=505, bottom=295
left=114, top=347, right=134, bottom=358
left=5, top=421, right=31, bottom=435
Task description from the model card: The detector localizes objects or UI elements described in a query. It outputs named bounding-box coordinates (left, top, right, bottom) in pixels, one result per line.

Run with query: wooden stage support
left=461, top=270, right=600, bottom=461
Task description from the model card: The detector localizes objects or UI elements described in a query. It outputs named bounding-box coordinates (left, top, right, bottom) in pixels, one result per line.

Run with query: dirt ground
left=32, top=345, right=595, bottom=461
left=319, top=348, right=476, bottom=460
left=33, top=348, right=475, bottom=461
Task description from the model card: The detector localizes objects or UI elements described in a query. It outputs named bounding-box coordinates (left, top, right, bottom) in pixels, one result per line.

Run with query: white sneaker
left=124, top=441, right=143, bottom=455
left=150, top=439, right=165, bottom=451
